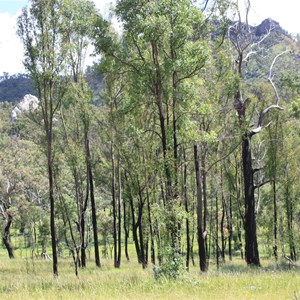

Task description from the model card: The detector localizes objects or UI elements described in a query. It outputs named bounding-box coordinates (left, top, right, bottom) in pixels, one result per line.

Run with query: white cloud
left=0, top=12, right=25, bottom=75
left=239, top=0, right=300, bottom=35
left=1, top=0, right=299, bottom=76
left=0, top=1, right=118, bottom=76
left=94, top=0, right=116, bottom=18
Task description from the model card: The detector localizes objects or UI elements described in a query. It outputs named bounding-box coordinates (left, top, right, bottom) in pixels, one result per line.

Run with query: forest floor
left=0, top=250, right=299, bottom=300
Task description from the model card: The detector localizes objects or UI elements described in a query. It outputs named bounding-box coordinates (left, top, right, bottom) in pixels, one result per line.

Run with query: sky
left=0, top=0, right=299, bottom=75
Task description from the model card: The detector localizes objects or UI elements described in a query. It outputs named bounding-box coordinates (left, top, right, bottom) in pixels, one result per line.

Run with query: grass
left=0, top=251, right=299, bottom=300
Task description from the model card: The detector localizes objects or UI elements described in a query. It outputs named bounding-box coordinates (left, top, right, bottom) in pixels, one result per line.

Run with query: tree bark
left=46, top=79, right=58, bottom=277
left=111, top=142, right=119, bottom=268
left=88, top=145, right=101, bottom=267
left=273, top=180, right=278, bottom=261
left=286, top=184, right=297, bottom=261
left=228, top=195, right=233, bottom=261
left=201, top=153, right=208, bottom=257
left=117, top=159, right=122, bottom=267
left=130, top=193, right=141, bottom=263
left=220, top=166, right=226, bottom=263
left=151, top=42, right=172, bottom=203
left=146, top=189, right=155, bottom=265
left=194, top=143, right=207, bottom=272
left=49, top=152, right=58, bottom=275
left=3, top=214, right=14, bottom=259
left=183, top=149, right=190, bottom=270
left=242, top=136, right=260, bottom=266
left=215, top=195, right=219, bottom=269
left=123, top=199, right=130, bottom=261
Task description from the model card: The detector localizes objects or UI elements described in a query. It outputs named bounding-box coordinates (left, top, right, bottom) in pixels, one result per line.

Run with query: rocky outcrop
left=255, top=18, right=287, bottom=37
left=10, top=94, right=39, bottom=121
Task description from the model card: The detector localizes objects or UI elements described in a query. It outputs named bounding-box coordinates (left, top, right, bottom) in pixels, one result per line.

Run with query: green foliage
left=1, top=0, right=300, bottom=280
left=153, top=247, right=186, bottom=280
left=290, top=98, right=300, bottom=119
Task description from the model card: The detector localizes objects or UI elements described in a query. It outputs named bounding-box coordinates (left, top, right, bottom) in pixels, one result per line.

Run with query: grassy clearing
left=0, top=254, right=299, bottom=300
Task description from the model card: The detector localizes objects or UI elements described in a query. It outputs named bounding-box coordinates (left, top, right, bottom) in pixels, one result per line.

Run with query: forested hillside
left=1, top=0, right=300, bottom=286
left=0, top=73, right=36, bottom=103
left=0, top=67, right=103, bottom=104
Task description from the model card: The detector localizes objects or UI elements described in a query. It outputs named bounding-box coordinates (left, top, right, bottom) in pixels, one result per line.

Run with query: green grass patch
left=0, top=256, right=299, bottom=299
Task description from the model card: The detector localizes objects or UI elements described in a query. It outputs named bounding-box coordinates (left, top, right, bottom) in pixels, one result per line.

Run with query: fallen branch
left=284, top=255, right=300, bottom=268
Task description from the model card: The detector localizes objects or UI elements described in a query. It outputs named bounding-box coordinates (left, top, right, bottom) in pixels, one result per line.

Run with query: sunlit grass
left=0, top=252, right=299, bottom=299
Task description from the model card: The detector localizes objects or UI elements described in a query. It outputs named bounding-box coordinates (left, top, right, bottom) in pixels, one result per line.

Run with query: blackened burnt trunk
left=242, top=135, right=260, bottom=266
left=194, top=143, right=207, bottom=272
left=86, top=137, right=101, bottom=268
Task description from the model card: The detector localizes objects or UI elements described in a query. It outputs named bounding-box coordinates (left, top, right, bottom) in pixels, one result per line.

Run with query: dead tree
left=229, top=0, right=288, bottom=266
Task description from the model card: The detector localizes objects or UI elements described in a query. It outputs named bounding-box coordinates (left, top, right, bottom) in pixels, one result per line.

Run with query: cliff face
left=255, top=18, right=287, bottom=37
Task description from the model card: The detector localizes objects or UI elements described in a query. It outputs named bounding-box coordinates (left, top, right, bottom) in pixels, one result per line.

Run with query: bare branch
left=250, top=120, right=274, bottom=137
left=132, top=34, right=146, bottom=64
left=253, top=167, right=264, bottom=173
left=254, top=180, right=272, bottom=190
left=268, top=49, right=290, bottom=105
left=250, top=26, right=272, bottom=49
left=250, top=49, right=288, bottom=138
left=206, top=142, right=240, bottom=173
left=201, top=0, right=210, bottom=12
left=243, top=50, right=256, bottom=62
left=0, top=204, right=7, bottom=219
left=245, top=0, right=250, bottom=28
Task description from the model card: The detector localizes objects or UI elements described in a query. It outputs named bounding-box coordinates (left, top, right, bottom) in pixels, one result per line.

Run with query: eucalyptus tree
left=271, top=96, right=300, bottom=261
left=97, top=55, right=127, bottom=268
left=60, top=0, right=100, bottom=268
left=0, top=133, right=45, bottom=259
left=93, top=0, right=210, bottom=273
left=17, top=0, right=98, bottom=276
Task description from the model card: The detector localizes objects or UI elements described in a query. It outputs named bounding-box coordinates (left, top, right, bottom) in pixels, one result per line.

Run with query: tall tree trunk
left=172, top=66, right=179, bottom=199
left=194, top=143, right=207, bottom=272
left=80, top=206, right=86, bottom=268
left=47, top=80, right=58, bottom=276
left=78, top=166, right=88, bottom=268
left=85, top=135, right=100, bottom=267
left=242, top=136, right=260, bottom=266
left=3, top=214, right=14, bottom=259
left=123, top=199, right=130, bottom=261
left=88, top=147, right=101, bottom=267
left=220, top=166, right=226, bottom=263
left=183, top=149, right=190, bottom=270
left=48, top=135, right=58, bottom=276
left=201, top=148, right=208, bottom=257
left=111, top=143, right=119, bottom=268
left=129, top=192, right=141, bottom=263
left=137, top=209, right=146, bottom=268
left=273, top=180, right=278, bottom=261
left=146, top=189, right=155, bottom=265
left=221, top=196, right=226, bottom=263
left=235, top=157, right=244, bottom=260
left=190, top=200, right=196, bottom=266
left=57, top=187, right=80, bottom=277
left=215, top=195, right=219, bottom=269
left=49, top=160, right=58, bottom=275
left=286, top=184, right=296, bottom=261
left=228, top=195, right=233, bottom=261
left=117, top=159, right=122, bottom=267
left=238, top=220, right=244, bottom=260
left=151, top=42, right=172, bottom=203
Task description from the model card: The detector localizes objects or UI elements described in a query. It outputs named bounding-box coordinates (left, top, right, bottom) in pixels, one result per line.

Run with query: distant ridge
left=255, top=18, right=288, bottom=37
left=0, top=18, right=294, bottom=104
